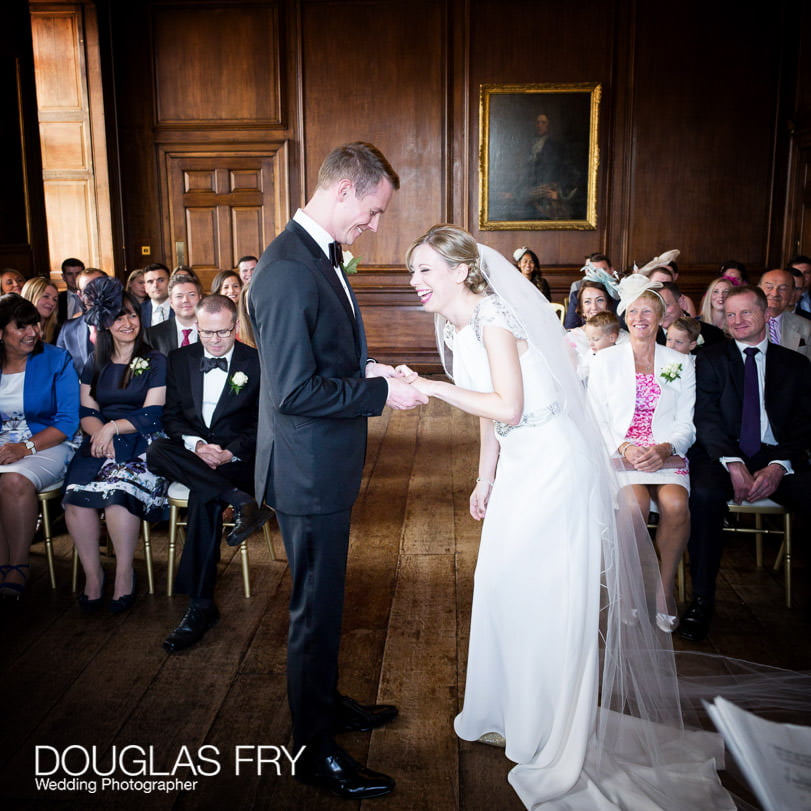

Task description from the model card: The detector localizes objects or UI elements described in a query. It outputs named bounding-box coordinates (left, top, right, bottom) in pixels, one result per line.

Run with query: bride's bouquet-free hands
left=394, top=364, right=434, bottom=398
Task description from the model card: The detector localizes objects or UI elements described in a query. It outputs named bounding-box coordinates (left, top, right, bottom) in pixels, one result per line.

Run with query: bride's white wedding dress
left=450, top=294, right=733, bottom=810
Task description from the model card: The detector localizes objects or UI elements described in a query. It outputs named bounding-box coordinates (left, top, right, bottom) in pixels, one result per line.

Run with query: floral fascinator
left=635, top=248, right=680, bottom=277
left=581, top=262, right=620, bottom=300
left=83, top=277, right=124, bottom=330
left=617, top=273, right=663, bottom=316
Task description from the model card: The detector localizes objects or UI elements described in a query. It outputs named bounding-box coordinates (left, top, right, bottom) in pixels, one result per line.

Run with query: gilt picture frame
left=479, top=82, right=601, bottom=230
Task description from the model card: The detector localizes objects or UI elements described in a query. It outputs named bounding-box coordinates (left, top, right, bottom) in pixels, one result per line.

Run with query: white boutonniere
left=659, top=362, right=683, bottom=383
left=129, top=357, right=150, bottom=376
left=341, top=250, right=361, bottom=275
left=229, top=371, right=248, bottom=394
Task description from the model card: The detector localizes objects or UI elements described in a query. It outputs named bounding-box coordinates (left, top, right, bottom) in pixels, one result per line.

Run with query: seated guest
left=171, top=265, right=201, bottom=284
left=666, top=316, right=700, bottom=356
left=719, top=260, right=747, bottom=287
left=21, top=277, right=59, bottom=343
left=210, top=269, right=243, bottom=303
left=512, top=247, right=551, bottom=299
left=1, top=269, right=25, bottom=295
left=788, top=267, right=805, bottom=314
left=698, top=277, right=733, bottom=331
left=126, top=268, right=147, bottom=306
left=147, top=294, right=269, bottom=651
left=563, top=252, right=615, bottom=328
left=237, top=255, right=258, bottom=286
left=566, top=279, right=625, bottom=359
left=758, top=268, right=811, bottom=360
left=588, top=275, right=696, bottom=633
left=57, top=268, right=106, bottom=374
left=680, top=286, right=811, bottom=641
left=0, top=296, right=79, bottom=597
left=637, top=249, right=696, bottom=316
left=661, top=281, right=725, bottom=347
left=788, top=254, right=811, bottom=319
left=577, top=310, right=620, bottom=382
left=57, top=258, right=86, bottom=326
left=146, top=273, right=201, bottom=356
left=141, top=263, right=173, bottom=326
left=63, top=280, right=168, bottom=614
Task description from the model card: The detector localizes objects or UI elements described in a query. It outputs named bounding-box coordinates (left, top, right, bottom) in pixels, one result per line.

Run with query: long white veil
left=437, top=244, right=739, bottom=807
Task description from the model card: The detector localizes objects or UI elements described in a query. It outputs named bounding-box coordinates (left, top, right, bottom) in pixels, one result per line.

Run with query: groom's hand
left=366, top=361, right=396, bottom=378
left=385, top=377, right=428, bottom=410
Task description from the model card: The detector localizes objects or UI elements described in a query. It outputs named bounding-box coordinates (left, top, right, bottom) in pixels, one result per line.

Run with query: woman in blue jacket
left=0, top=295, right=79, bottom=597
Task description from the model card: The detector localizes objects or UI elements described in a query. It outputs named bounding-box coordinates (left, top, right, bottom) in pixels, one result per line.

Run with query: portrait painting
left=479, top=83, right=601, bottom=230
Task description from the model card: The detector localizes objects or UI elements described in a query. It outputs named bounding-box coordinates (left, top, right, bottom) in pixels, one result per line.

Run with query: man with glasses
left=146, top=294, right=269, bottom=652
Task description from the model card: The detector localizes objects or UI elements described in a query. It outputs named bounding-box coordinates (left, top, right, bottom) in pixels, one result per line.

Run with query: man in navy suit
left=141, top=263, right=174, bottom=326
left=147, top=294, right=268, bottom=651
left=680, top=286, right=811, bottom=641
left=56, top=257, right=85, bottom=328
left=146, top=273, right=201, bottom=356
left=249, top=143, right=426, bottom=799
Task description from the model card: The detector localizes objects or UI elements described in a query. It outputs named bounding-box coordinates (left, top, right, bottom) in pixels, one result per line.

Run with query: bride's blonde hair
left=406, top=224, right=489, bottom=294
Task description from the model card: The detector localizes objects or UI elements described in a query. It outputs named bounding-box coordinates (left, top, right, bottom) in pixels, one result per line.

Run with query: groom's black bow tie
left=200, top=356, right=227, bottom=373
left=328, top=241, right=343, bottom=269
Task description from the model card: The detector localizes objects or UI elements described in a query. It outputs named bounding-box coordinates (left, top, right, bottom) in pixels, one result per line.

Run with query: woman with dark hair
left=719, top=260, right=747, bottom=286
left=0, top=295, right=79, bottom=597
left=512, top=247, right=551, bottom=299
left=63, top=278, right=168, bottom=613
left=210, top=269, right=243, bottom=302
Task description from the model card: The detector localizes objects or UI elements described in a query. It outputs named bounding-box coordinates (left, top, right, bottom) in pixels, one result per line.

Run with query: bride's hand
left=470, top=479, right=493, bottom=520
left=394, top=363, right=417, bottom=382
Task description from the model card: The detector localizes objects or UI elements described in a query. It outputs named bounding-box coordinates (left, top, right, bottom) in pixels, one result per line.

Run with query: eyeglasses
left=198, top=327, right=235, bottom=338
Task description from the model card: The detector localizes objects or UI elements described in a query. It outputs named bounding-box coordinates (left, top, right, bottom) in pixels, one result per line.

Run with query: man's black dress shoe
left=225, top=501, right=273, bottom=547
left=333, top=694, right=399, bottom=733
left=677, top=597, right=713, bottom=642
left=296, top=743, right=394, bottom=799
left=163, top=603, right=220, bottom=652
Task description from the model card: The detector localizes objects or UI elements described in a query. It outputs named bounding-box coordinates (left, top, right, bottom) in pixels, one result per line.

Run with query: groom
left=249, top=142, right=426, bottom=799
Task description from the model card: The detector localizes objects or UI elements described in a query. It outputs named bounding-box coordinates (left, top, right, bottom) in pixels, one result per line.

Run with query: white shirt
left=182, top=347, right=234, bottom=451
left=293, top=209, right=355, bottom=315
left=151, top=301, right=170, bottom=326
left=721, top=337, right=791, bottom=473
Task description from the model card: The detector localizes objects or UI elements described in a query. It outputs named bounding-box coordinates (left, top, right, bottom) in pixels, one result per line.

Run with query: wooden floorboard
left=0, top=406, right=808, bottom=810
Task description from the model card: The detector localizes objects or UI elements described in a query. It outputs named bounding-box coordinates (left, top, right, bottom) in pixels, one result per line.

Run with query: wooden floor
left=1, top=400, right=808, bottom=810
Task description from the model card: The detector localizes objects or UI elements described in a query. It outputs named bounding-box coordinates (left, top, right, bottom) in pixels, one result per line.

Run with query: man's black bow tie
left=200, top=356, right=227, bottom=373
left=328, top=241, right=343, bottom=269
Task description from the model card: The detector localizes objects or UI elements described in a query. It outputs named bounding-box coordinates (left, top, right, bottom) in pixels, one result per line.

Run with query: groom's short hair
left=317, top=142, right=400, bottom=197
left=196, top=293, right=236, bottom=321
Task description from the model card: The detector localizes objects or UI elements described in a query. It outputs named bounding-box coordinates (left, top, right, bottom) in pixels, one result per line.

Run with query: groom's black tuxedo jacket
left=690, top=339, right=811, bottom=471
left=162, top=341, right=261, bottom=464
left=249, top=220, right=388, bottom=515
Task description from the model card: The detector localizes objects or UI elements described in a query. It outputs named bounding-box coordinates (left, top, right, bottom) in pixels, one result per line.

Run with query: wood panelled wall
left=100, top=0, right=805, bottom=366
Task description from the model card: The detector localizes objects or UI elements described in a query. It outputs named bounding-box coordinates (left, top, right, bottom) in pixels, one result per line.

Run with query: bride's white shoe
left=656, top=612, right=679, bottom=633
left=478, top=732, right=506, bottom=748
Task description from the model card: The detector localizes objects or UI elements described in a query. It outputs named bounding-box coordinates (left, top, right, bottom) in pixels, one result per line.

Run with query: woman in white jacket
left=588, top=275, right=695, bottom=633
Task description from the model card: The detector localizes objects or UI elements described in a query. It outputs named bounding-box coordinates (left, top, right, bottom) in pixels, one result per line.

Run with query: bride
left=397, top=225, right=733, bottom=809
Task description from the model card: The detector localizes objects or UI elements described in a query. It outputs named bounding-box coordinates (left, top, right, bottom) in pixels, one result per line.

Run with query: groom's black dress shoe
left=225, top=500, right=273, bottom=547
left=163, top=602, right=220, bottom=652
left=296, top=743, right=395, bottom=799
left=677, top=597, right=713, bottom=642
left=333, top=694, right=399, bottom=733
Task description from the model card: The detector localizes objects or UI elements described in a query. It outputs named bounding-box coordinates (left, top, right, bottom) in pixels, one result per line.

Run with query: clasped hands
left=622, top=442, right=679, bottom=473
left=366, top=361, right=429, bottom=411
left=0, top=442, right=27, bottom=465
left=728, top=460, right=784, bottom=504
left=89, top=422, right=118, bottom=459
left=195, top=441, right=233, bottom=469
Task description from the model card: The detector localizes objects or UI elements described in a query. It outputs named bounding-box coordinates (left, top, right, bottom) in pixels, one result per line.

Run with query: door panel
left=163, top=145, right=288, bottom=289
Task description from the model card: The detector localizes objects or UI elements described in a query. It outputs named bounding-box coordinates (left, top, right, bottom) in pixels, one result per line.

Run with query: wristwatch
left=24, top=439, right=37, bottom=455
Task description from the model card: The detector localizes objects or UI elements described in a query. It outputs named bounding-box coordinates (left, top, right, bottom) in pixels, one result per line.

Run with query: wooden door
left=164, top=146, right=288, bottom=289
